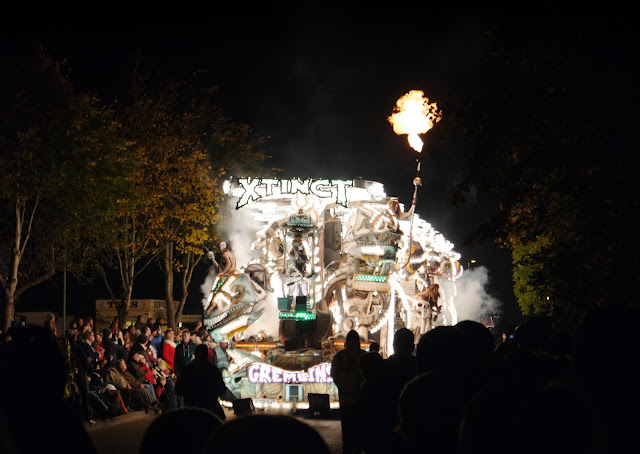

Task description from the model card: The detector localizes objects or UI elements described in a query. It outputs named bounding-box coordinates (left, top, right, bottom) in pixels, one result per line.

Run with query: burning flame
left=388, top=90, right=442, bottom=153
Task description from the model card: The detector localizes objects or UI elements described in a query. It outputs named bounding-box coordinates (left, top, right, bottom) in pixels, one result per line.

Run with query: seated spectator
left=108, top=359, right=157, bottom=412
left=140, top=327, right=159, bottom=365
left=155, top=375, right=178, bottom=411
left=134, top=315, right=145, bottom=334
left=67, top=320, right=80, bottom=342
left=121, top=329, right=133, bottom=356
left=127, top=351, right=158, bottom=403
left=109, top=318, right=120, bottom=336
left=100, top=328, right=116, bottom=367
left=92, top=338, right=105, bottom=363
left=89, top=358, right=126, bottom=418
left=57, top=334, right=80, bottom=410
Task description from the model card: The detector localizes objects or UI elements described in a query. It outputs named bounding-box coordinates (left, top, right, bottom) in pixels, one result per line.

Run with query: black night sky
left=3, top=6, right=636, bottom=331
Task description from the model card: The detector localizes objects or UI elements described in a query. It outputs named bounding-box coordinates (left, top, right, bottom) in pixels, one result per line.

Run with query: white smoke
left=453, top=266, right=502, bottom=323
left=200, top=272, right=216, bottom=311
left=200, top=198, right=263, bottom=309
left=200, top=197, right=281, bottom=340
left=223, top=198, right=263, bottom=268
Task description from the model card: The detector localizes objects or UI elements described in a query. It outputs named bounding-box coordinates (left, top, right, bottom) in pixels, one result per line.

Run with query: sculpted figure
left=218, top=241, right=236, bottom=275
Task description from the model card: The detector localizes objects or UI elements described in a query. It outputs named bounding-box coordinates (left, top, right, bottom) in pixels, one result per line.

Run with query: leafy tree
left=449, top=13, right=639, bottom=330
left=0, top=43, right=129, bottom=332
left=92, top=59, right=276, bottom=328
left=93, top=69, right=174, bottom=325
left=141, top=81, right=222, bottom=329
left=147, top=80, right=275, bottom=329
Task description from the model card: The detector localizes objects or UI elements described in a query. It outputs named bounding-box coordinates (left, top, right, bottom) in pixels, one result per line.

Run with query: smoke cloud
left=453, top=266, right=502, bottom=324
left=200, top=197, right=281, bottom=339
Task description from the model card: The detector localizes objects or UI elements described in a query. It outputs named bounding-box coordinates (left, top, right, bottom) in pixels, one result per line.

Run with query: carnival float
left=202, top=90, right=459, bottom=411
left=203, top=176, right=463, bottom=411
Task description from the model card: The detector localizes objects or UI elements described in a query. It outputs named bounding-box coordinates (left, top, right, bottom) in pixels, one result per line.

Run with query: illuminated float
left=204, top=176, right=462, bottom=411
left=204, top=90, right=456, bottom=411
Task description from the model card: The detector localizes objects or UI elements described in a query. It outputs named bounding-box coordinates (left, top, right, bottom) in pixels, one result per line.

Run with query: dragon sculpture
left=203, top=268, right=269, bottom=342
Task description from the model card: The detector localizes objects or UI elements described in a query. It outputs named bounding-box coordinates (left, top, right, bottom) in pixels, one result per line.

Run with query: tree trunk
left=119, top=286, right=133, bottom=327
left=177, top=251, right=203, bottom=327
left=118, top=254, right=135, bottom=326
left=164, top=241, right=177, bottom=330
left=0, top=198, right=55, bottom=332
left=2, top=292, right=16, bottom=333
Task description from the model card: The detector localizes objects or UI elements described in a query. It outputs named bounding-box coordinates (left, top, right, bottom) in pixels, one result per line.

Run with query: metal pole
left=405, top=159, right=422, bottom=269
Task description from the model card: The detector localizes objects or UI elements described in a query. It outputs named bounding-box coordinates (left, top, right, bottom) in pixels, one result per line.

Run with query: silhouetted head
left=393, top=327, right=415, bottom=354
left=345, top=329, right=360, bottom=349
left=456, top=319, right=495, bottom=368
left=204, top=414, right=330, bottom=454
left=140, top=408, right=223, bottom=454
left=360, top=351, right=385, bottom=380
left=195, top=343, right=209, bottom=361
left=416, top=325, right=470, bottom=375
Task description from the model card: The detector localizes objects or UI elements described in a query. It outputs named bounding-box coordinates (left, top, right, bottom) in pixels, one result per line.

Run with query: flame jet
left=388, top=89, right=442, bottom=152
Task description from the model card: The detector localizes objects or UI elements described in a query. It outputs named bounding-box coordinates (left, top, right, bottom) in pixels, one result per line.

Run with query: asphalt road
left=85, top=407, right=342, bottom=454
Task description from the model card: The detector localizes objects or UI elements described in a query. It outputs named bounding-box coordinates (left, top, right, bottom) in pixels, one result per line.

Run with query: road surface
left=86, top=407, right=342, bottom=454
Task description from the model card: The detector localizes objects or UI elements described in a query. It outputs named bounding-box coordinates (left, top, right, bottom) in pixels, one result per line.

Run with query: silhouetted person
left=416, top=325, right=470, bottom=376
left=139, top=407, right=223, bottom=454
left=331, top=330, right=365, bottom=454
left=521, top=384, right=600, bottom=454
left=157, top=375, right=178, bottom=411
left=399, top=369, right=466, bottom=454
left=455, top=320, right=498, bottom=394
left=73, top=328, right=96, bottom=422
left=101, top=328, right=117, bottom=368
left=384, top=327, right=417, bottom=425
left=459, top=376, right=600, bottom=454
left=357, top=352, right=400, bottom=454
left=573, top=305, right=640, bottom=454
left=459, top=376, right=531, bottom=454
left=0, top=325, right=97, bottom=453
left=204, top=414, right=330, bottom=454
left=175, top=343, right=227, bottom=421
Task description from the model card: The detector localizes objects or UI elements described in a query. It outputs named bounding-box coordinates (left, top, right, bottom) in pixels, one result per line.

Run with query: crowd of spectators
left=327, top=305, right=640, bottom=454
left=1, top=304, right=639, bottom=453
left=0, top=313, right=225, bottom=425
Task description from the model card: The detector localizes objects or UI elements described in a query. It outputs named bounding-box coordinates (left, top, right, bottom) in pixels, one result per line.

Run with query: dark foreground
left=85, top=407, right=342, bottom=454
